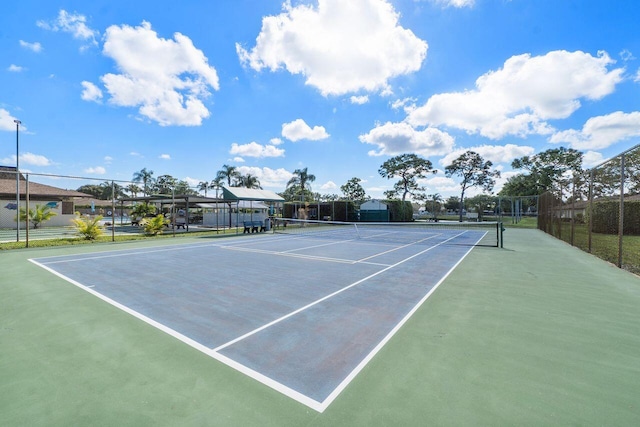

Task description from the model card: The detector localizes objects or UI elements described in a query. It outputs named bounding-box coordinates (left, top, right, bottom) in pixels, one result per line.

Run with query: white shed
left=360, top=200, right=388, bottom=210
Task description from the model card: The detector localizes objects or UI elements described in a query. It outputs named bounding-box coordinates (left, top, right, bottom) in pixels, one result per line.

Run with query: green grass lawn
left=546, top=221, right=640, bottom=274
left=503, top=216, right=537, bottom=228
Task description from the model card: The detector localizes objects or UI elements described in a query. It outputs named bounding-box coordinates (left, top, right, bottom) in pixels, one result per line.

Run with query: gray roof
left=0, top=166, right=92, bottom=200
left=221, top=187, right=284, bottom=202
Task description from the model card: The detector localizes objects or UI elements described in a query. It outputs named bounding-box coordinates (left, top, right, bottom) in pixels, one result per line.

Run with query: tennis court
left=29, top=221, right=499, bottom=412
left=3, top=227, right=640, bottom=425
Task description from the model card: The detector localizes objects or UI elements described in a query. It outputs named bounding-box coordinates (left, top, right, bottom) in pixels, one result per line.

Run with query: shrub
left=142, top=214, right=168, bottom=236
left=384, top=200, right=414, bottom=222
left=16, top=204, right=57, bottom=229
left=72, top=214, right=105, bottom=240
left=589, top=200, right=640, bottom=235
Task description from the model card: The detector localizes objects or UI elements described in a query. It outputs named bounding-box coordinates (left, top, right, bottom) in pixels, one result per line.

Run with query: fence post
left=588, top=169, right=593, bottom=253
left=557, top=183, right=562, bottom=241
left=25, top=174, right=29, bottom=247
left=618, top=155, right=625, bottom=268
left=570, top=177, right=575, bottom=247
left=111, top=180, right=116, bottom=242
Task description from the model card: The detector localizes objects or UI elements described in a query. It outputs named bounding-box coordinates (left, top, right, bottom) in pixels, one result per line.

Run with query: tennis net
left=272, top=218, right=503, bottom=247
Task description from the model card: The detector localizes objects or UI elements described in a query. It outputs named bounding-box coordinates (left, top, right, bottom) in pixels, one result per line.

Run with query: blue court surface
left=30, top=228, right=488, bottom=412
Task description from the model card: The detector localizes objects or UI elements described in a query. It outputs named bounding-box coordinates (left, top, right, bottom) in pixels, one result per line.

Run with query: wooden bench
left=243, top=221, right=266, bottom=233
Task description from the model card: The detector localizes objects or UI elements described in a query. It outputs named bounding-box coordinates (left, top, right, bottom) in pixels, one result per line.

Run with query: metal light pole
left=14, top=119, right=21, bottom=241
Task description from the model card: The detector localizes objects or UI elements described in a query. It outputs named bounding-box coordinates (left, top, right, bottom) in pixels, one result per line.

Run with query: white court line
left=37, top=244, right=218, bottom=264
left=220, top=245, right=392, bottom=267
left=34, top=234, right=290, bottom=265
left=320, top=233, right=483, bottom=411
left=27, top=257, right=325, bottom=411
left=279, top=236, right=358, bottom=254
left=33, top=234, right=290, bottom=265
left=28, top=228, right=485, bottom=413
left=213, top=230, right=469, bottom=355
left=354, top=233, right=443, bottom=263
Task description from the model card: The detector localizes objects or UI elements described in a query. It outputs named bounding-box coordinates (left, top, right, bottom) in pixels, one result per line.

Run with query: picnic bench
left=243, top=220, right=266, bottom=233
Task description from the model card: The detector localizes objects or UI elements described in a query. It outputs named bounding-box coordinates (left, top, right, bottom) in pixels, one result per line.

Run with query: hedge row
left=589, top=200, right=640, bottom=235
left=282, top=200, right=413, bottom=222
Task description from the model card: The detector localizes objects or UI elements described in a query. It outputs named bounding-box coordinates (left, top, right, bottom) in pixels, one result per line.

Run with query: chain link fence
left=538, top=144, right=640, bottom=274
left=0, top=169, right=142, bottom=244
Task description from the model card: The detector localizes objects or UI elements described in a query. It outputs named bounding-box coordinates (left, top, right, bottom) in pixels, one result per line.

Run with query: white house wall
left=0, top=199, right=75, bottom=229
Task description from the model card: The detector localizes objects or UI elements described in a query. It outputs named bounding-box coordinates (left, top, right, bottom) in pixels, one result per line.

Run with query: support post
left=618, top=155, right=625, bottom=268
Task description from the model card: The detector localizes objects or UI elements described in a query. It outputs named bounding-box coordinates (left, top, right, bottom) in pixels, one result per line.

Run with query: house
left=0, top=166, right=92, bottom=228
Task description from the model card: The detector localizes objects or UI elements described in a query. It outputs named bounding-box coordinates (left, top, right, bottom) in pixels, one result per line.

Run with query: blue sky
left=2, top=0, right=640, bottom=199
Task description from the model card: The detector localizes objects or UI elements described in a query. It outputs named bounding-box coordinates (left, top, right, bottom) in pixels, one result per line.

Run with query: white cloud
left=236, top=166, right=293, bottom=187
left=230, top=142, right=285, bottom=158
left=37, top=10, right=99, bottom=50
left=21, top=153, right=51, bottom=166
left=390, top=97, right=416, bottom=112
left=359, top=121, right=454, bottom=156
left=429, top=0, right=475, bottom=8
left=407, top=50, right=624, bottom=140
left=100, top=21, right=219, bottom=126
left=282, top=119, right=330, bottom=141
left=438, top=144, right=535, bottom=166
left=19, top=40, right=43, bottom=52
left=237, top=0, right=427, bottom=96
left=270, top=137, right=283, bottom=145
left=421, top=175, right=459, bottom=193
left=81, top=81, right=103, bottom=102
left=8, top=64, right=25, bottom=72
left=85, top=166, right=106, bottom=175
left=321, top=181, right=337, bottom=190
left=104, top=156, right=113, bottom=164
left=159, top=154, right=171, bottom=160
left=582, top=151, right=606, bottom=168
left=491, top=170, right=521, bottom=194
left=0, top=152, right=52, bottom=166
left=183, top=177, right=201, bottom=187
left=620, top=49, right=635, bottom=61
left=350, top=95, right=369, bottom=105
left=233, top=157, right=245, bottom=163
left=550, top=111, right=640, bottom=150
left=0, top=109, right=24, bottom=131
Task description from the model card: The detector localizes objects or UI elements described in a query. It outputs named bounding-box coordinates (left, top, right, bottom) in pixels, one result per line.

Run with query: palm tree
left=132, top=168, right=154, bottom=196
left=197, top=181, right=210, bottom=196
left=286, top=167, right=316, bottom=202
left=17, top=204, right=57, bottom=229
left=216, top=164, right=239, bottom=187
left=240, top=174, right=262, bottom=189
left=126, top=184, right=142, bottom=198
left=99, top=181, right=126, bottom=200
left=210, top=176, right=224, bottom=199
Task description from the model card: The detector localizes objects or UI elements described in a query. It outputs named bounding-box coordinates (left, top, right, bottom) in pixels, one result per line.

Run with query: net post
left=353, top=223, right=361, bottom=239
